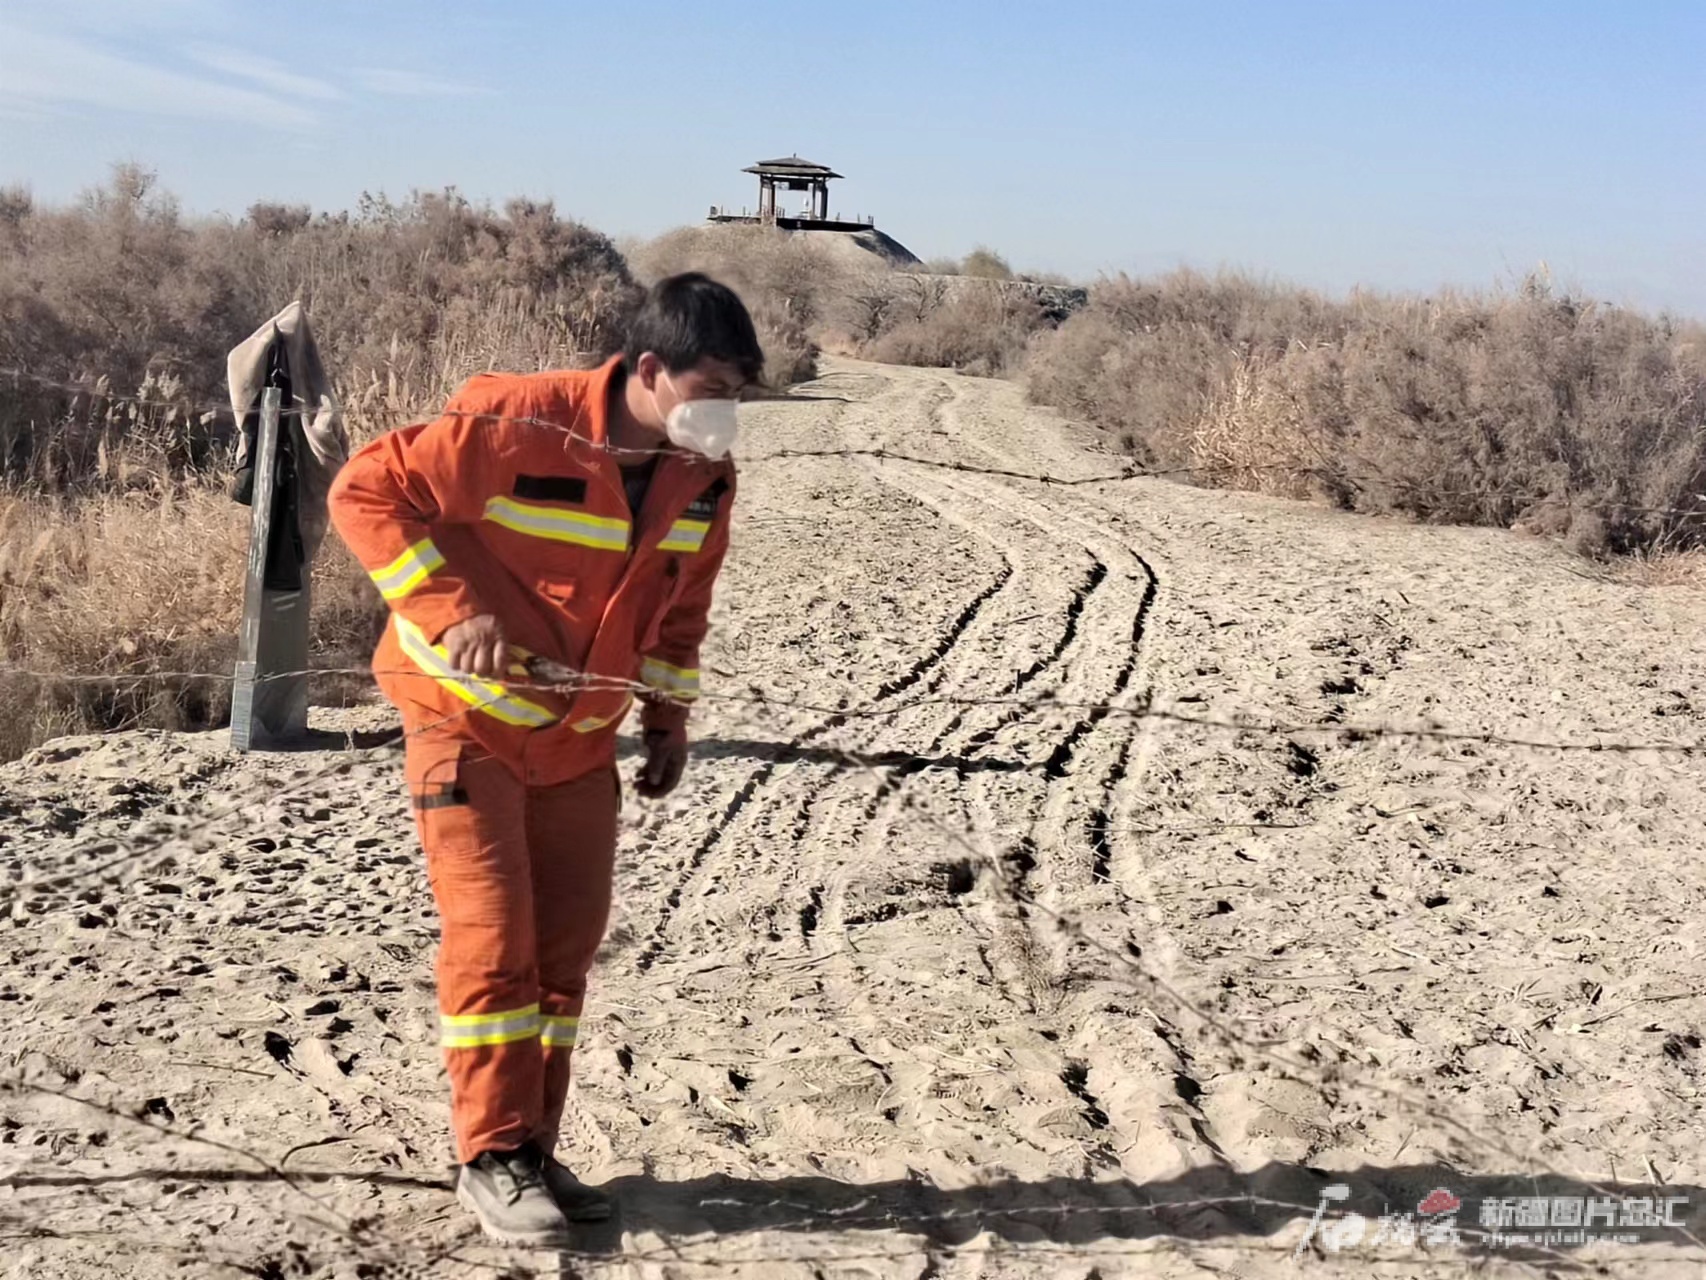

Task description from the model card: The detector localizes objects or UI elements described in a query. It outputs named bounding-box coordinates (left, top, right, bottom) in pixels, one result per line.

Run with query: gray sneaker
left=540, top=1155, right=613, bottom=1222
left=456, top=1145, right=571, bottom=1246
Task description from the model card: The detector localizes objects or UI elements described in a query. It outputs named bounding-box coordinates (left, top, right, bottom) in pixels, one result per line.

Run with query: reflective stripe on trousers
left=407, top=737, right=619, bottom=1163
left=440, top=1004, right=541, bottom=1049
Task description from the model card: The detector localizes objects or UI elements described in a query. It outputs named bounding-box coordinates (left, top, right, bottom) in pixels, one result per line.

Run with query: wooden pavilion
left=709, top=156, right=876, bottom=232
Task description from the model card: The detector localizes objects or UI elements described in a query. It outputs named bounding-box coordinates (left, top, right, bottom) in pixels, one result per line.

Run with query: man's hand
left=443, top=614, right=508, bottom=678
left=636, top=726, right=689, bottom=799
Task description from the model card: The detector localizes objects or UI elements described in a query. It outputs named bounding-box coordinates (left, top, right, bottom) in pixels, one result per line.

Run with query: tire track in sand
left=930, top=370, right=1235, bottom=1173
left=632, top=378, right=1013, bottom=974
left=775, top=371, right=1140, bottom=1165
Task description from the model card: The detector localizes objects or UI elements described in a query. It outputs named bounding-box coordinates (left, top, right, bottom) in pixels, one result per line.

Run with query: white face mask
left=660, top=381, right=739, bottom=459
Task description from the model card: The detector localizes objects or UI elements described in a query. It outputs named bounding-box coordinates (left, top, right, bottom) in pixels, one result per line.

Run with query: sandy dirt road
left=1, top=359, right=1703, bottom=1278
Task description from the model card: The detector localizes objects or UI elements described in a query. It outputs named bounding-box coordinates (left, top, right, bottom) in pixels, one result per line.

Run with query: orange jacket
left=327, top=357, right=735, bottom=786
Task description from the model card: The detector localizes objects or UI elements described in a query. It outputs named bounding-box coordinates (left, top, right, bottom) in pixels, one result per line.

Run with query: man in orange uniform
left=328, top=274, right=762, bottom=1244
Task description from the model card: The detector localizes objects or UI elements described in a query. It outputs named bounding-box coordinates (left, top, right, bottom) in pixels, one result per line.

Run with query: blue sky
left=1, top=0, right=1701, bottom=315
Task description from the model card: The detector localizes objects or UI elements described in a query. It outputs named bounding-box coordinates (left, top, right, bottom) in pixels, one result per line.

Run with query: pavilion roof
left=743, top=156, right=844, bottom=180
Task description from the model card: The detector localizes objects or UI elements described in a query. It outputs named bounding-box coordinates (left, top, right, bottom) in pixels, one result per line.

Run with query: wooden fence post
left=231, top=386, right=310, bottom=749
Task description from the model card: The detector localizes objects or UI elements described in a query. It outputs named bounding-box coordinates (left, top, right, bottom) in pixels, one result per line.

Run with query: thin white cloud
left=355, top=67, right=487, bottom=99
left=0, top=22, right=318, bottom=129
left=0, top=0, right=223, bottom=38
left=187, top=44, right=345, bottom=103
left=0, top=99, right=55, bottom=125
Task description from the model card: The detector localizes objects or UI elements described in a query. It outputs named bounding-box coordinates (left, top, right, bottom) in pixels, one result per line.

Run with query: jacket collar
left=585, top=354, right=626, bottom=449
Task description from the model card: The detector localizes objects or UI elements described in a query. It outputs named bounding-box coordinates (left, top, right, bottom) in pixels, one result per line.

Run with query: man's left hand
left=637, top=727, right=689, bottom=799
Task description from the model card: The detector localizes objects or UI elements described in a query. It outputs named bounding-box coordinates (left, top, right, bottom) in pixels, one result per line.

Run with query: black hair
left=622, top=272, right=765, bottom=384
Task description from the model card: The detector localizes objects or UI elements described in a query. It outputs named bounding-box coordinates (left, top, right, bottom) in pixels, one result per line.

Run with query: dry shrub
left=960, top=247, right=1013, bottom=281
left=631, top=228, right=1078, bottom=384
left=1026, top=311, right=1231, bottom=464
left=1318, top=284, right=1706, bottom=551
left=1027, top=270, right=1706, bottom=553
left=865, top=279, right=1046, bottom=377
left=1188, top=357, right=1343, bottom=503
left=1026, top=270, right=1340, bottom=451
left=0, top=166, right=641, bottom=759
left=0, top=167, right=248, bottom=407
left=627, top=224, right=838, bottom=389
left=247, top=191, right=639, bottom=439
left=0, top=166, right=640, bottom=473
left=628, top=226, right=1070, bottom=382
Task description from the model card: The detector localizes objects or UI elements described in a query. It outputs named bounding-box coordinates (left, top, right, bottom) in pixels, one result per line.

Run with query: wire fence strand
left=7, top=360, right=1706, bottom=520
left=2, top=352, right=1703, bottom=1274
left=4, top=662, right=1700, bottom=756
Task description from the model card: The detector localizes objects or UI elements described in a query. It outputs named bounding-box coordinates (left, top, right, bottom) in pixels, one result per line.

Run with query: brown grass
left=0, top=489, right=241, bottom=763
left=0, top=487, right=383, bottom=763
left=1619, top=547, right=1706, bottom=588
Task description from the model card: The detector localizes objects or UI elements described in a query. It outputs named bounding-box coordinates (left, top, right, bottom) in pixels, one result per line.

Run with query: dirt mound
left=793, top=226, right=921, bottom=267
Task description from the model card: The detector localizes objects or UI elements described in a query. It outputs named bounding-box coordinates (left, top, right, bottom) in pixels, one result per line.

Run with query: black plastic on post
left=231, top=385, right=309, bottom=749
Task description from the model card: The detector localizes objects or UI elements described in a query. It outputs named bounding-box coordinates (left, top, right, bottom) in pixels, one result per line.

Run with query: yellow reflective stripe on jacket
left=483, top=495, right=629, bottom=551
left=570, top=694, right=633, bottom=734
left=394, top=617, right=559, bottom=728
left=641, top=657, right=700, bottom=701
left=540, top=1015, right=580, bottom=1048
left=658, top=518, right=710, bottom=553
left=441, top=1004, right=540, bottom=1049
left=370, top=537, right=446, bottom=601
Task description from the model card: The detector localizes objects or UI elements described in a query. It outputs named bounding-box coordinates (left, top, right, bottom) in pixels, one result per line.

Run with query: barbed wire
left=0, top=668, right=541, bottom=914
left=3, top=354, right=1704, bottom=1272
left=4, top=696, right=1697, bottom=1277
left=0, top=360, right=1352, bottom=485
left=5, top=626, right=1701, bottom=1253
left=3, top=662, right=1700, bottom=756
left=8, top=629, right=1642, bottom=954
left=7, top=1201, right=1678, bottom=1279
left=4, top=940, right=1698, bottom=1277
left=707, top=701, right=1706, bottom=1274
left=753, top=404, right=1703, bottom=1262
left=6, top=361, right=1706, bottom=519
left=0, top=365, right=243, bottom=425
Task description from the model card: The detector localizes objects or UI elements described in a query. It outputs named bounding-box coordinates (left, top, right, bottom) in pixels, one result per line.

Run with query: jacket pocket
left=536, top=575, right=577, bottom=606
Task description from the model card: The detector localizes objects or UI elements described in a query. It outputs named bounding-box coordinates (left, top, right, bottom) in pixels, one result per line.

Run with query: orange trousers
left=406, top=734, right=619, bottom=1164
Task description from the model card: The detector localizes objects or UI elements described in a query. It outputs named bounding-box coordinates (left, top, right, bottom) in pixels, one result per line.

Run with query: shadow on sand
left=9, top=1161, right=1696, bottom=1269
left=556, top=1162, right=1700, bottom=1267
